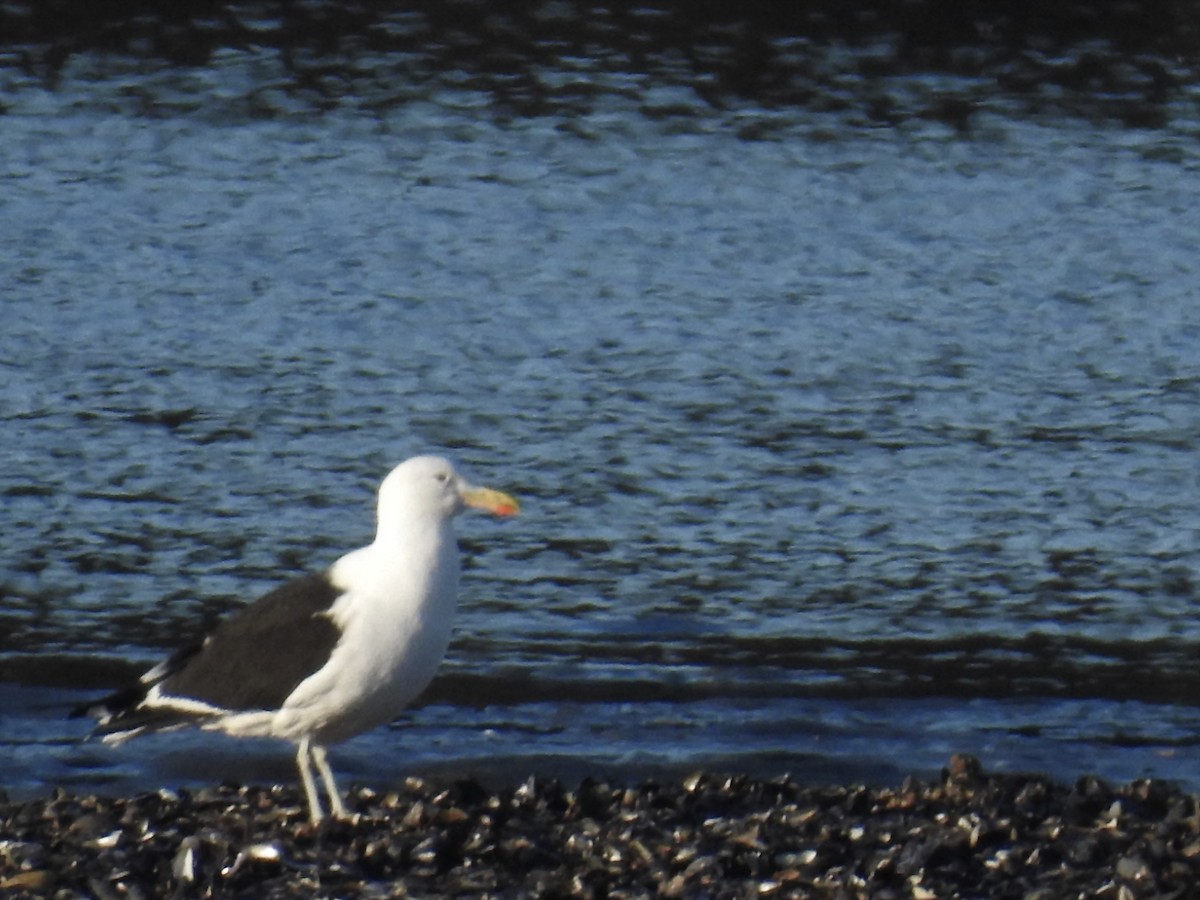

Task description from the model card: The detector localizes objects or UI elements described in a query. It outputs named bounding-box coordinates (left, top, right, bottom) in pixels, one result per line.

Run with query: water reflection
left=2, top=0, right=1194, bottom=129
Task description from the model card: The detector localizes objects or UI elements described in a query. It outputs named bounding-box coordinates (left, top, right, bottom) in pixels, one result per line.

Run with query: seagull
left=75, top=455, right=518, bottom=823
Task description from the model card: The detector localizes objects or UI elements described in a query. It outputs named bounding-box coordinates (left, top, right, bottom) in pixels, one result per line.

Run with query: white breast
left=259, top=527, right=460, bottom=745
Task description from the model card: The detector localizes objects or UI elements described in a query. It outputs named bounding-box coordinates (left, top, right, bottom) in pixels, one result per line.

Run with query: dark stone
left=4, top=756, right=1200, bottom=897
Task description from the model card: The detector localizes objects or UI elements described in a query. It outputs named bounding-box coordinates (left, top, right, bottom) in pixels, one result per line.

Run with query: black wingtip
left=67, top=702, right=92, bottom=720
left=69, top=682, right=148, bottom=724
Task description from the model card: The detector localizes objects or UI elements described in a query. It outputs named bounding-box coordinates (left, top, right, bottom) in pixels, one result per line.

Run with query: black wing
left=80, top=572, right=343, bottom=729
left=161, top=571, right=343, bottom=710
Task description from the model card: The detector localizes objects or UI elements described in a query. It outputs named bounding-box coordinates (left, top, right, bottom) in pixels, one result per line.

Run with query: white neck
left=330, top=515, right=459, bottom=607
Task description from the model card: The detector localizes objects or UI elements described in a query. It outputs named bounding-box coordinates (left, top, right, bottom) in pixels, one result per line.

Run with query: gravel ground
left=2, top=755, right=1198, bottom=899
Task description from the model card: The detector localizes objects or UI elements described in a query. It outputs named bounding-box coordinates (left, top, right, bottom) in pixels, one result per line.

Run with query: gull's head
left=378, top=455, right=519, bottom=526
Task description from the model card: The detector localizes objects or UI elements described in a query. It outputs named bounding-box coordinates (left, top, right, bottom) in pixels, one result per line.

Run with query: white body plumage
left=81, top=455, right=518, bottom=823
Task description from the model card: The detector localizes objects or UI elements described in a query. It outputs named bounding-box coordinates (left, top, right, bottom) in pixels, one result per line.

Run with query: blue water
left=3, top=4, right=1200, bottom=799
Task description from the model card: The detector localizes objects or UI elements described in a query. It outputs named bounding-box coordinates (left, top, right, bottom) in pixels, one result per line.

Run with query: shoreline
left=2, top=755, right=1198, bottom=898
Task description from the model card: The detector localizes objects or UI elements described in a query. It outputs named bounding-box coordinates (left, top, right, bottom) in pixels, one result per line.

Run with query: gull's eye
left=435, top=471, right=451, bottom=483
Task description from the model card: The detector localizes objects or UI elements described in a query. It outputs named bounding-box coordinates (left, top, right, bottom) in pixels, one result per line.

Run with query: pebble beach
left=3, top=755, right=1198, bottom=899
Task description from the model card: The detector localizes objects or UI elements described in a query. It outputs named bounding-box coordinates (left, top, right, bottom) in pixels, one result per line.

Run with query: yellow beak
left=460, top=485, right=520, bottom=517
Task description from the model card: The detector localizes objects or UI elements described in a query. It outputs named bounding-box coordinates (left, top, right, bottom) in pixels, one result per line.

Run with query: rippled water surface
left=3, top=0, right=1200, bottom=798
